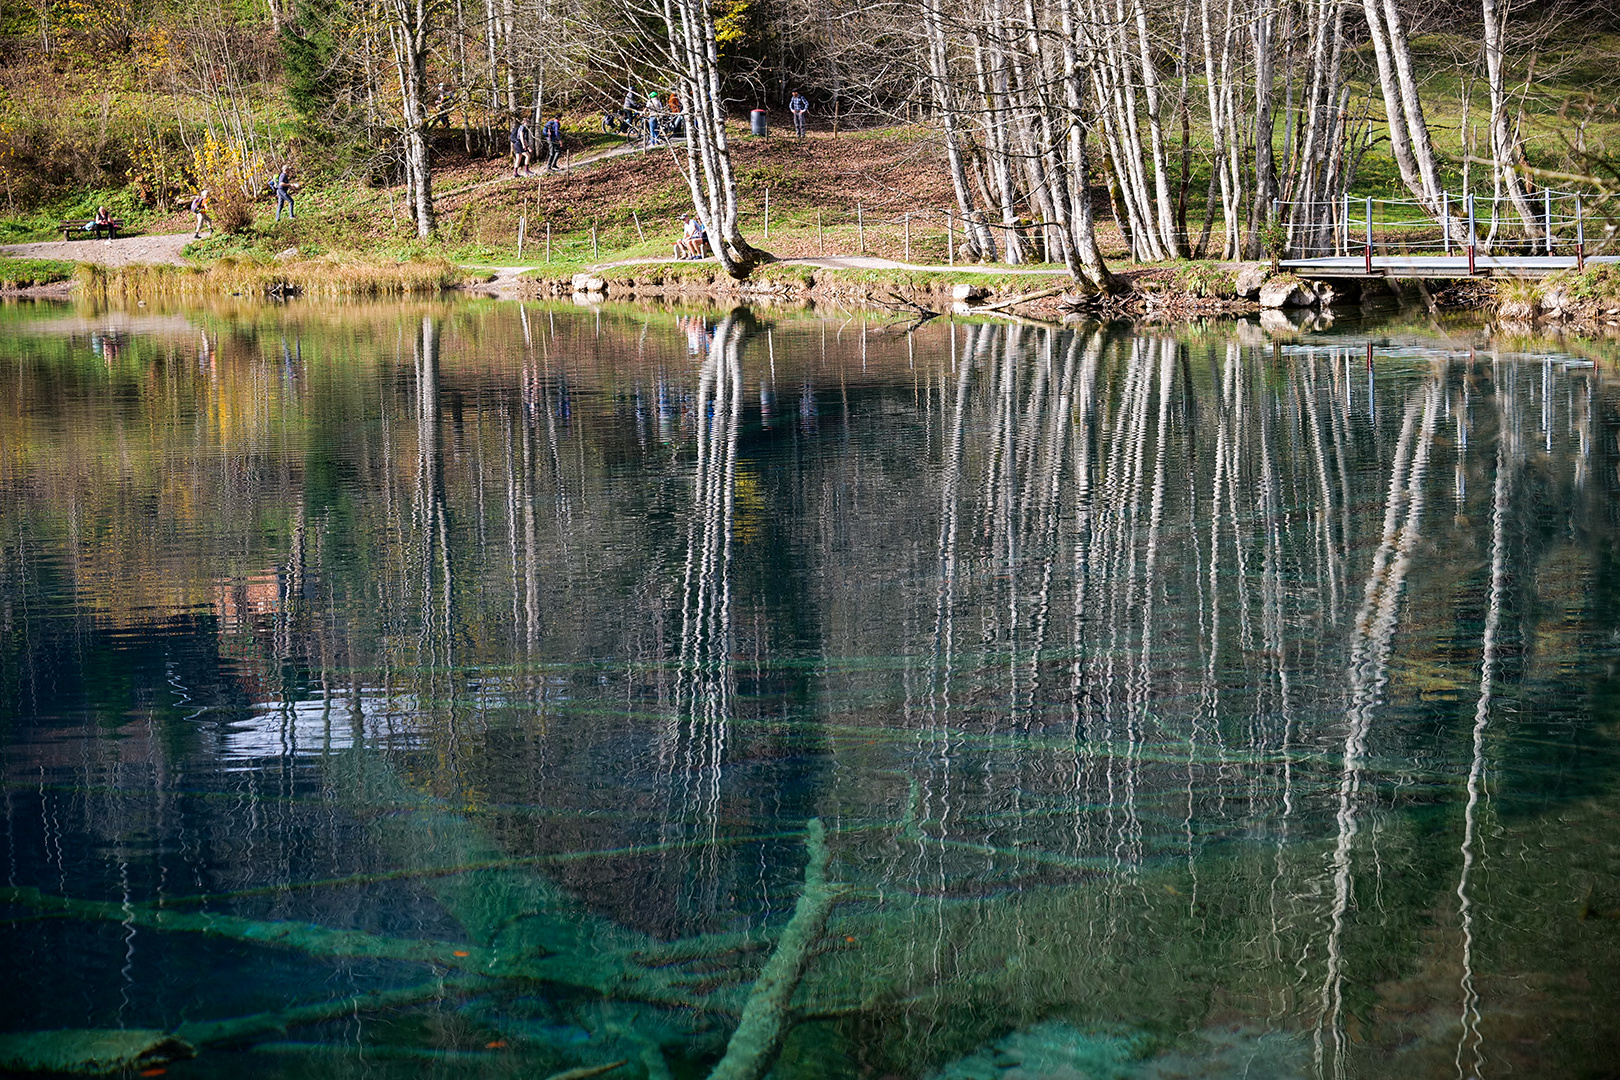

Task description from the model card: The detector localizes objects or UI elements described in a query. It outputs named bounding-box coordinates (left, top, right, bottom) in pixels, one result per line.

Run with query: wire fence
left=507, top=180, right=1610, bottom=270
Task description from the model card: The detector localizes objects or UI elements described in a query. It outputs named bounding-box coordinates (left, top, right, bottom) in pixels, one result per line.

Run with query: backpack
left=189, top=195, right=202, bottom=212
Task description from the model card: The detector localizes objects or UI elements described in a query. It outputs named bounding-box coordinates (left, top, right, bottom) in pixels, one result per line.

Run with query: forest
left=0, top=0, right=1617, bottom=283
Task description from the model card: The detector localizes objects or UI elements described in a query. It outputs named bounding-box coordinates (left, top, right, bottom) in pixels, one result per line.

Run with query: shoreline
left=5, top=241, right=1619, bottom=335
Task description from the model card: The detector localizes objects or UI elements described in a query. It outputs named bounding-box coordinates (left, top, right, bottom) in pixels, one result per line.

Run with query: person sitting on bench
left=83, top=206, right=115, bottom=240
left=675, top=214, right=709, bottom=259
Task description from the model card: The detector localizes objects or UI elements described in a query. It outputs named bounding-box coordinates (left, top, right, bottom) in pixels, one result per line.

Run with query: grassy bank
left=0, top=256, right=76, bottom=288
left=74, top=255, right=461, bottom=302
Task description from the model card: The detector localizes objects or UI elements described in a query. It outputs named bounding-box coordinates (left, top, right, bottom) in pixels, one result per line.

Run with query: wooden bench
left=59, top=218, right=123, bottom=240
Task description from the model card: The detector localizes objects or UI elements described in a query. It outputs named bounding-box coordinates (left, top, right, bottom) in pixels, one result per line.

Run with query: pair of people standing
left=512, top=117, right=565, bottom=176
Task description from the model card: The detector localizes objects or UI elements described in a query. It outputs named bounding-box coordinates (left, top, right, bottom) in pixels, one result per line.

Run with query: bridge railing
left=1274, top=189, right=1599, bottom=271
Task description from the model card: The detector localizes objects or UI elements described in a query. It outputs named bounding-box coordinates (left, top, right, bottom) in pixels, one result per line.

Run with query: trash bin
left=750, top=109, right=767, bottom=137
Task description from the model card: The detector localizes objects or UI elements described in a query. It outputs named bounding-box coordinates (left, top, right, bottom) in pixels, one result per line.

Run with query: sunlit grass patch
left=0, top=256, right=77, bottom=288
left=75, top=254, right=461, bottom=301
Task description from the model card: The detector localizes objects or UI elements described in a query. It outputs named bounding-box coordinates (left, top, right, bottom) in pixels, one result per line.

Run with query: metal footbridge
left=1281, top=254, right=1620, bottom=279
left=1272, top=188, right=1613, bottom=279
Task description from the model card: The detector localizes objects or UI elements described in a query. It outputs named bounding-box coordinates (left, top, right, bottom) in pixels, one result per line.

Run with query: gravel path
left=0, top=232, right=194, bottom=267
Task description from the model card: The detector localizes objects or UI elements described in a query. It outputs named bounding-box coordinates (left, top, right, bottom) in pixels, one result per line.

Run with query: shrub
left=210, top=190, right=255, bottom=234
left=1492, top=278, right=1543, bottom=319
left=1177, top=261, right=1235, bottom=298
left=1259, top=219, right=1288, bottom=262
left=191, top=132, right=264, bottom=235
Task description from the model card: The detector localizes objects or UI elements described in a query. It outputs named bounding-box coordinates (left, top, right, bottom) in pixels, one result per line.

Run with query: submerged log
left=0, top=1029, right=194, bottom=1076
left=0, top=885, right=506, bottom=972
left=174, top=974, right=494, bottom=1047
left=707, top=818, right=839, bottom=1080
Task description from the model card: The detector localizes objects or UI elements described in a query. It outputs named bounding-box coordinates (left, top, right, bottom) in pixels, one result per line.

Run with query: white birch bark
left=1481, top=0, right=1539, bottom=240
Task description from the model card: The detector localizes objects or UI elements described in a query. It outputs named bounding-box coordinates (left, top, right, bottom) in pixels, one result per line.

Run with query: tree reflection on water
left=1, top=303, right=1618, bottom=1079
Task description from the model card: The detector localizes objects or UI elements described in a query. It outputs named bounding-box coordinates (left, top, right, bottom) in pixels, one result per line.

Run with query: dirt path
left=436, top=137, right=676, bottom=202
left=0, top=232, right=194, bottom=267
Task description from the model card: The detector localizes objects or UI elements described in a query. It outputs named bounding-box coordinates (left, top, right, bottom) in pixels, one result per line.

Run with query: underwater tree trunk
left=707, top=819, right=837, bottom=1080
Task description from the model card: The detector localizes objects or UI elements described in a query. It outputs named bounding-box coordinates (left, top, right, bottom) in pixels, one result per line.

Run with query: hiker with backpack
left=511, top=118, right=533, bottom=178
left=542, top=116, right=564, bottom=171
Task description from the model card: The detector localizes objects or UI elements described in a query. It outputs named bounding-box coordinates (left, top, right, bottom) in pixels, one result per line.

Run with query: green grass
left=0, top=256, right=77, bottom=288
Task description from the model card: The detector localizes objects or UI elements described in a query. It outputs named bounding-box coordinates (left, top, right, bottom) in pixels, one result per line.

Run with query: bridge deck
left=1279, top=254, right=1619, bottom=279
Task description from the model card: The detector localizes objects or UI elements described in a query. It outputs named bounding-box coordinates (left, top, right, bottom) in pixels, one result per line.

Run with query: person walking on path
left=271, top=166, right=296, bottom=221
left=542, top=116, right=563, bottom=171
left=644, top=92, right=663, bottom=148
left=789, top=90, right=808, bottom=138
left=191, top=189, right=212, bottom=238
left=510, top=118, right=533, bottom=178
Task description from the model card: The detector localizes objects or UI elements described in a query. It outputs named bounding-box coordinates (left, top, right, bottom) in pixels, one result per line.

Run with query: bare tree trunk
left=500, top=0, right=519, bottom=114
left=1249, top=0, right=1276, bottom=257
left=924, top=0, right=997, bottom=259
left=666, top=0, right=756, bottom=276
left=455, top=0, right=473, bottom=152
left=1133, top=0, right=1181, bottom=256
left=1482, top=0, right=1539, bottom=239
left=1379, top=0, right=1440, bottom=200
left=970, top=5, right=1025, bottom=263
left=1055, top=0, right=1122, bottom=290
left=1359, top=0, right=1435, bottom=207
left=1200, top=0, right=1238, bottom=257
left=390, top=0, right=436, bottom=237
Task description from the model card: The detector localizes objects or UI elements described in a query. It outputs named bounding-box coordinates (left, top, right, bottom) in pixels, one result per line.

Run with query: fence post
left=518, top=214, right=526, bottom=259
left=591, top=222, right=598, bottom=259
left=1341, top=192, right=1350, bottom=256
left=764, top=188, right=770, bottom=240
left=1466, top=194, right=1476, bottom=274
left=1544, top=187, right=1553, bottom=254
left=1577, top=195, right=1585, bottom=270
left=1365, top=196, right=1374, bottom=275
left=1442, top=192, right=1450, bottom=255
left=904, top=213, right=911, bottom=261
left=947, top=212, right=955, bottom=267
left=632, top=209, right=644, bottom=242
left=857, top=203, right=865, bottom=254
left=546, top=221, right=552, bottom=263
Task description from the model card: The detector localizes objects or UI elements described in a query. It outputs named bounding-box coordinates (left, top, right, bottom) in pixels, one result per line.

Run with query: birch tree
left=387, top=0, right=440, bottom=236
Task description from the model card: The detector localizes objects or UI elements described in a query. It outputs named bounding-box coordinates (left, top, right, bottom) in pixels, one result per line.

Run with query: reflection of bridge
left=1280, top=254, right=1620, bottom=279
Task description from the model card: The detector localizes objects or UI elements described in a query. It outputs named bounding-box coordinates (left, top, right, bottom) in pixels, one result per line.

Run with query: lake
left=1, top=298, right=1618, bottom=1079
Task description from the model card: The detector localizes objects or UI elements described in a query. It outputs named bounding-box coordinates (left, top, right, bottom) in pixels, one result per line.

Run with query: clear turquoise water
left=1, top=300, right=1618, bottom=1079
